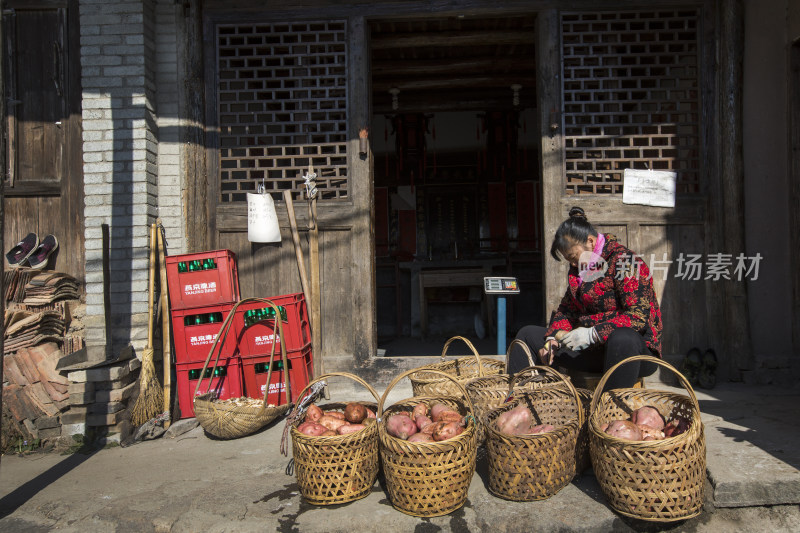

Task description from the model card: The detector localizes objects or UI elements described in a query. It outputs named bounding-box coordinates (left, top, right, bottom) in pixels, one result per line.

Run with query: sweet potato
left=344, top=402, right=368, bottom=424
left=318, top=415, right=347, bottom=431
left=663, top=417, right=690, bottom=437
left=297, top=422, right=328, bottom=436
left=604, top=419, right=643, bottom=441
left=415, top=415, right=433, bottom=431
left=630, top=406, right=665, bottom=430
left=321, top=430, right=337, bottom=436
left=337, top=423, right=366, bottom=435
left=435, top=410, right=464, bottom=425
left=433, top=421, right=465, bottom=441
left=430, top=403, right=451, bottom=422
left=325, top=411, right=346, bottom=420
left=496, top=405, right=533, bottom=435
left=637, top=424, right=665, bottom=441
left=528, top=424, right=555, bottom=434
left=365, top=408, right=376, bottom=419
left=421, top=421, right=446, bottom=435
left=305, top=404, right=323, bottom=422
left=600, top=422, right=610, bottom=432
left=412, top=403, right=429, bottom=419
left=386, top=414, right=417, bottom=440
left=408, top=432, right=434, bottom=443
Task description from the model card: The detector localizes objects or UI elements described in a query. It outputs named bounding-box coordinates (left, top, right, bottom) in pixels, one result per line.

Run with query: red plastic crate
left=232, top=293, right=311, bottom=355
left=166, top=250, right=240, bottom=311
left=171, top=303, right=238, bottom=364
left=176, top=358, right=243, bottom=419
left=240, top=344, right=313, bottom=406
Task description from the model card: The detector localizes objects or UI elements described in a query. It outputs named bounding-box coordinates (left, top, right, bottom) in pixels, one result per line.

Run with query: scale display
left=483, top=276, right=520, bottom=294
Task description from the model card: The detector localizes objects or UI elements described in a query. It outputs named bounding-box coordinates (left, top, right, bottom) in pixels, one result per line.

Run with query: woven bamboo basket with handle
left=466, top=339, right=569, bottom=443
left=484, top=365, right=583, bottom=501
left=193, top=297, right=292, bottom=439
left=589, top=355, right=705, bottom=522
left=284, top=372, right=380, bottom=505
left=408, top=335, right=504, bottom=397
left=378, top=368, right=479, bottom=517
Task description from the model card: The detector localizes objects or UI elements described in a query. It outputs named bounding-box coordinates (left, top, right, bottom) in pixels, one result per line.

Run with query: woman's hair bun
left=568, top=206, right=587, bottom=221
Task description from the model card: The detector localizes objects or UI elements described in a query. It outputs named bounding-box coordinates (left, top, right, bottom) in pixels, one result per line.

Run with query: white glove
left=561, top=327, right=598, bottom=351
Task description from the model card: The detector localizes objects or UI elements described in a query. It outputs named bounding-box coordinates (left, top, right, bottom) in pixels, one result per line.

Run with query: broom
left=131, top=223, right=164, bottom=426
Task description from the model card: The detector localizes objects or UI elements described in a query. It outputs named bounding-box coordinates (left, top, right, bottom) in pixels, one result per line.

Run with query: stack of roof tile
left=22, top=271, right=80, bottom=305
left=3, top=307, right=66, bottom=355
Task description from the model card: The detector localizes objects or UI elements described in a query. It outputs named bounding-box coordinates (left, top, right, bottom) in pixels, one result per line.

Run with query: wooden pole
left=0, top=3, right=6, bottom=465
left=157, top=220, right=172, bottom=427
left=283, top=190, right=312, bottom=321
left=308, top=196, right=322, bottom=377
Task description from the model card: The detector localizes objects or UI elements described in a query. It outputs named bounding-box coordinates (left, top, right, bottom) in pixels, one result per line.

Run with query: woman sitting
left=508, top=207, right=662, bottom=389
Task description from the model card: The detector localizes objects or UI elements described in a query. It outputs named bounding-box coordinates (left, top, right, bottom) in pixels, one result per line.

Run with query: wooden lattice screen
left=216, top=20, right=348, bottom=202
left=562, top=10, right=701, bottom=195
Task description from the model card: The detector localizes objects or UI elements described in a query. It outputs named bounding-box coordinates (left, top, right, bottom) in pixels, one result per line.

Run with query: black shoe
left=697, top=349, right=717, bottom=389
left=28, top=234, right=58, bottom=270
left=681, top=347, right=702, bottom=385
left=6, top=233, right=38, bottom=267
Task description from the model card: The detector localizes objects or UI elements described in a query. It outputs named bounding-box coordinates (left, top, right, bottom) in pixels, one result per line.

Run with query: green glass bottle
left=213, top=367, right=226, bottom=377
left=193, top=314, right=206, bottom=326
left=178, top=261, right=188, bottom=273
left=188, top=369, right=201, bottom=380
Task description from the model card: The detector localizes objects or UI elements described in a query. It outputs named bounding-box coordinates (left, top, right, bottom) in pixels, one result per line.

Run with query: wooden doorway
left=369, top=15, right=545, bottom=352
left=540, top=8, right=714, bottom=361
left=2, top=0, right=84, bottom=280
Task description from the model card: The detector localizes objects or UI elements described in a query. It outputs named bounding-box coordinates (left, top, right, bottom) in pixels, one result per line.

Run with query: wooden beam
left=372, top=57, right=535, bottom=76
left=373, top=76, right=535, bottom=92
left=371, top=29, right=535, bottom=50
left=718, top=0, right=752, bottom=373
left=538, top=10, right=566, bottom=324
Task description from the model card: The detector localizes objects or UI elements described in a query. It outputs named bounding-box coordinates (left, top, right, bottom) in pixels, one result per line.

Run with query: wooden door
left=3, top=1, right=83, bottom=280
left=201, top=14, right=374, bottom=364
left=539, top=7, right=715, bottom=363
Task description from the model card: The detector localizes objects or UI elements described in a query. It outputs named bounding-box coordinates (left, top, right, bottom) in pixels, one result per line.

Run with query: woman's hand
left=539, top=339, right=559, bottom=365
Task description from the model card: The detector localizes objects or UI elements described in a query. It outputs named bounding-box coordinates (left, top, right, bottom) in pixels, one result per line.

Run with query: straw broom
left=131, top=223, right=164, bottom=426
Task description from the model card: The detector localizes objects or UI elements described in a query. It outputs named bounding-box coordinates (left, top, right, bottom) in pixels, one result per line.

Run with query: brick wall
left=155, top=0, right=187, bottom=255
left=80, top=0, right=159, bottom=358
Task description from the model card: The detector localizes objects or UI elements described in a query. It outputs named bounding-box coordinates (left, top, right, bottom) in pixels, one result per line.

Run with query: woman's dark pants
left=508, top=325, right=657, bottom=390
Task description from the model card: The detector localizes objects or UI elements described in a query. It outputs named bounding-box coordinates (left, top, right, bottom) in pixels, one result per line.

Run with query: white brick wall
left=80, top=0, right=159, bottom=357
left=155, top=0, right=186, bottom=254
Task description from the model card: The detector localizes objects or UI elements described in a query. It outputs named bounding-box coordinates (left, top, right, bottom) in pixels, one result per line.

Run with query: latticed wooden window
left=562, top=10, right=701, bottom=195
left=216, top=21, right=348, bottom=202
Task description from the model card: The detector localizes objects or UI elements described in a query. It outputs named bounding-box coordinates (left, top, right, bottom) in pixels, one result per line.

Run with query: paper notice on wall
left=247, top=192, right=281, bottom=243
left=622, top=169, right=677, bottom=208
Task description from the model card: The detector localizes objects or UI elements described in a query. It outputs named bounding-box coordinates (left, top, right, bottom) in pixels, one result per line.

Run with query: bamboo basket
left=378, top=369, right=478, bottom=517
left=193, top=298, right=292, bottom=439
left=589, top=355, right=706, bottom=522
left=465, top=339, right=569, bottom=443
left=408, top=336, right=504, bottom=397
left=284, top=373, right=380, bottom=505
left=484, top=365, right=583, bottom=501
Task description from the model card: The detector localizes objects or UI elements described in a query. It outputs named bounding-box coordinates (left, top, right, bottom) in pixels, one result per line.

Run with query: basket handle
left=193, top=297, right=292, bottom=409
left=377, top=368, right=477, bottom=419
left=440, top=335, right=487, bottom=378
left=507, top=365, right=584, bottom=427
left=295, top=371, right=381, bottom=407
left=588, top=355, right=700, bottom=418
left=504, top=338, right=535, bottom=372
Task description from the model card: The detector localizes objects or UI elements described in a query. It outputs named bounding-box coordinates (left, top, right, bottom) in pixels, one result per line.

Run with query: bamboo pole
left=131, top=224, right=163, bottom=426
left=157, top=220, right=172, bottom=427
left=283, top=191, right=312, bottom=314
left=308, top=196, right=322, bottom=378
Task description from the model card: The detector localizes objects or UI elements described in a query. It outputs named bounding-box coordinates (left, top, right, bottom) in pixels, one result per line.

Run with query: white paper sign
left=622, top=169, right=677, bottom=208
left=247, top=192, right=281, bottom=243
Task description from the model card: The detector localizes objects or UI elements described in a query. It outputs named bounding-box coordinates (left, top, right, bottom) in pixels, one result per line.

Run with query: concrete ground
left=1, top=379, right=799, bottom=532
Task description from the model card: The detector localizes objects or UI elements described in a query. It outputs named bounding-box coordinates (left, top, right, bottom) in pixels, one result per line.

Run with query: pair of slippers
left=681, top=347, right=717, bottom=389
left=5, top=233, right=59, bottom=270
